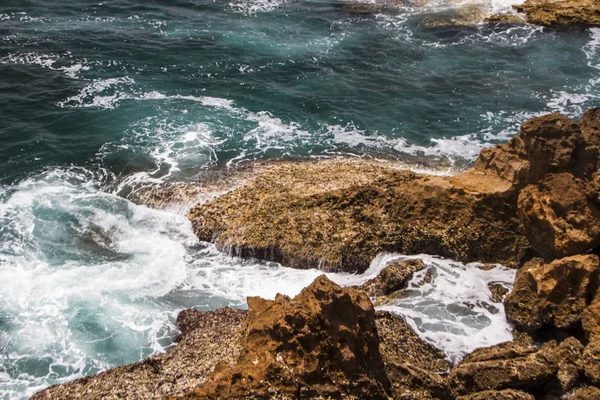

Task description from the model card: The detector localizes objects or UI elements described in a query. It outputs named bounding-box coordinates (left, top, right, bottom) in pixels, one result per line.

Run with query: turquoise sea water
left=0, top=0, right=599, bottom=397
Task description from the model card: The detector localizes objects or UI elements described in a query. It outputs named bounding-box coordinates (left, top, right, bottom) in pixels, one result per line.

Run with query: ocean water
left=0, top=0, right=599, bottom=397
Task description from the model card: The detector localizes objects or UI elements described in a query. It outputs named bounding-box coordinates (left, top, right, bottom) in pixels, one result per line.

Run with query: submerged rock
left=514, top=0, right=600, bottom=27
left=504, top=254, right=600, bottom=332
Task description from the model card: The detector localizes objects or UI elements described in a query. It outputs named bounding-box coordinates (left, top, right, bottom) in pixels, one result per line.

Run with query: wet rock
left=457, top=389, right=535, bottom=400
left=504, top=255, right=600, bottom=332
left=376, top=311, right=452, bottom=399
left=489, top=283, right=509, bottom=303
left=358, top=259, right=426, bottom=297
left=485, top=13, right=526, bottom=25
left=32, top=308, right=247, bottom=399
left=181, top=275, right=392, bottom=399
left=422, top=4, right=489, bottom=28
left=517, top=173, right=600, bottom=260
left=514, top=0, right=600, bottom=27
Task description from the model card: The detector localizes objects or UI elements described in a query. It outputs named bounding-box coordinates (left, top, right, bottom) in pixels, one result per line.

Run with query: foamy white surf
left=375, top=253, right=516, bottom=363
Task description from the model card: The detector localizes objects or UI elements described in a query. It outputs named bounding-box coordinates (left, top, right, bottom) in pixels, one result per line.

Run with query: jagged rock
left=570, top=385, right=600, bottom=399
left=457, top=389, right=535, bottom=400
left=375, top=311, right=451, bottom=399
left=504, top=255, right=600, bottom=331
left=475, top=113, right=584, bottom=192
left=517, top=173, right=600, bottom=260
left=180, top=275, right=392, bottom=399
left=449, top=335, right=582, bottom=396
left=358, top=259, right=426, bottom=297
left=583, top=296, right=600, bottom=341
left=32, top=308, right=247, bottom=399
left=514, top=0, right=600, bottom=27
left=448, top=336, right=559, bottom=395
left=584, top=339, right=600, bottom=386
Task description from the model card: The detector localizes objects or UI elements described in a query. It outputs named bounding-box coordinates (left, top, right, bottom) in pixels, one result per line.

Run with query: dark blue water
left=0, top=0, right=599, bottom=397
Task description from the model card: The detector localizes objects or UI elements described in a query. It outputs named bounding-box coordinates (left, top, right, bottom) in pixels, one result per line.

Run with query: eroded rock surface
left=32, top=308, right=247, bottom=400
left=514, top=0, right=600, bottom=27
left=359, top=259, right=426, bottom=298
left=504, top=255, right=600, bottom=332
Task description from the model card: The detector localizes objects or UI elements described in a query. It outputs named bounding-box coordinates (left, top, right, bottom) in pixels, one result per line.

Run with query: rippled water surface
left=1, top=0, right=599, bottom=397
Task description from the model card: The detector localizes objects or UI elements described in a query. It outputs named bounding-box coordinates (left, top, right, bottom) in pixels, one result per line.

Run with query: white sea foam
left=375, top=254, right=516, bottom=363
left=0, top=52, right=91, bottom=79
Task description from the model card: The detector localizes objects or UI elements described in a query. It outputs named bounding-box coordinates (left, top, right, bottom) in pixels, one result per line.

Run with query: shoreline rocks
left=514, top=0, right=600, bottom=28
left=34, top=108, right=600, bottom=399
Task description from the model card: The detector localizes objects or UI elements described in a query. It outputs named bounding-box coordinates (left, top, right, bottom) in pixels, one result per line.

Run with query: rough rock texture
left=456, top=389, right=535, bottom=400
left=188, top=110, right=600, bottom=273
left=180, top=275, right=392, bottom=399
left=514, top=0, right=600, bottom=27
left=584, top=339, right=600, bottom=386
left=32, top=308, right=247, bottom=399
left=358, top=259, right=426, bottom=298
left=570, top=385, right=600, bottom=399
left=504, top=255, right=600, bottom=331
left=517, top=173, right=600, bottom=260
left=375, top=311, right=451, bottom=399
left=449, top=335, right=583, bottom=396
left=188, top=158, right=529, bottom=273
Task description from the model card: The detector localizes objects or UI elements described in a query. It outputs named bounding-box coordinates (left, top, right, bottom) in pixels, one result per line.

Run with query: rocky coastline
left=33, top=108, right=600, bottom=399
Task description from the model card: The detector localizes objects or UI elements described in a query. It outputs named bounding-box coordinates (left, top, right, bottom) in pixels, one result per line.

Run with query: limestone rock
left=375, top=311, right=451, bottom=399
left=583, top=296, right=600, bottom=341
left=457, top=389, right=535, bottom=400
left=570, top=385, right=600, bottom=399
left=32, top=308, right=247, bottom=399
left=504, top=255, right=600, bottom=331
left=448, top=337, right=558, bottom=395
left=181, top=275, right=392, bottom=399
left=584, top=339, right=600, bottom=386
left=359, top=259, right=426, bottom=298
left=517, top=173, right=600, bottom=260
left=188, top=159, right=529, bottom=273
left=514, top=0, right=600, bottom=27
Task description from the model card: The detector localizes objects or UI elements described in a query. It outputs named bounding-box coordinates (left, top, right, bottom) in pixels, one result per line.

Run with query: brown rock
left=504, top=255, right=600, bottom=331
left=457, top=389, right=535, bottom=400
left=584, top=339, right=600, bottom=386
left=489, top=283, right=510, bottom=303
left=514, top=0, right=600, bottom=27
left=181, top=275, right=392, bottom=399
left=188, top=159, right=529, bottom=273
left=485, top=13, right=527, bottom=24
left=448, top=337, right=558, bottom=395
left=583, top=296, right=600, bottom=341
left=376, top=311, right=451, bottom=399
left=570, top=385, right=600, bottom=399
left=32, top=308, right=247, bottom=399
left=517, top=173, right=600, bottom=260
left=359, top=259, right=426, bottom=297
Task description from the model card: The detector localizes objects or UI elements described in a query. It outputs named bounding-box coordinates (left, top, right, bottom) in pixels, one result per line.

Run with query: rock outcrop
left=514, top=0, right=600, bottom=27
left=181, top=275, right=392, bottom=399
left=188, top=110, right=600, bottom=273
left=504, top=254, right=600, bottom=331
